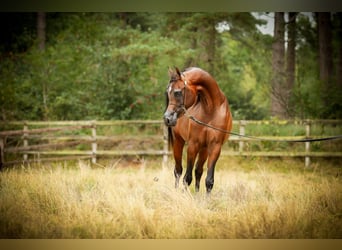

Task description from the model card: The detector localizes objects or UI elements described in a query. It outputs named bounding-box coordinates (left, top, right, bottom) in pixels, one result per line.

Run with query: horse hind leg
left=195, top=148, right=208, bottom=192
left=205, top=146, right=221, bottom=194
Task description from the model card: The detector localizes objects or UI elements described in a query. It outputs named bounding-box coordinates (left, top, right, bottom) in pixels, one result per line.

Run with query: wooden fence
left=0, top=120, right=341, bottom=168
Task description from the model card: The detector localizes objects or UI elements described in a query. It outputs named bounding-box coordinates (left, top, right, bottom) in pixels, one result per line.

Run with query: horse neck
left=189, top=76, right=225, bottom=111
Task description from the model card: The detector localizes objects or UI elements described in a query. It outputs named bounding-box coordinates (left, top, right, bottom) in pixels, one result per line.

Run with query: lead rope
left=184, top=111, right=342, bottom=143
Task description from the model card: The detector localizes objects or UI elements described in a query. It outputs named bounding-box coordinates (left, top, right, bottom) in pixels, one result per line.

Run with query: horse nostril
left=164, top=111, right=177, bottom=126
left=163, top=115, right=170, bottom=125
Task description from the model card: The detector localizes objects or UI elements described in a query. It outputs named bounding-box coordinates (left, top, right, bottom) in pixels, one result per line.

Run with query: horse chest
left=175, top=117, right=215, bottom=146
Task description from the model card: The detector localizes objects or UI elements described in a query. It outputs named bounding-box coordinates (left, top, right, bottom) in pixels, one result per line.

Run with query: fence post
left=91, top=122, right=97, bottom=164
left=239, top=120, right=246, bottom=153
left=162, top=125, right=169, bottom=168
left=23, top=123, right=28, bottom=162
left=305, top=121, right=311, bottom=168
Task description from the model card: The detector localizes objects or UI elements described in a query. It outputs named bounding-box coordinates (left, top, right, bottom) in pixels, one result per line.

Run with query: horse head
left=163, top=67, right=196, bottom=127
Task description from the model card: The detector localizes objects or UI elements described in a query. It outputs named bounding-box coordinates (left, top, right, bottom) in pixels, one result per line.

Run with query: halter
left=167, top=74, right=188, bottom=115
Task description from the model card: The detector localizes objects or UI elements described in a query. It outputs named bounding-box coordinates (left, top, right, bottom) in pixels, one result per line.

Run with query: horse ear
left=175, top=67, right=181, bottom=77
left=175, top=67, right=187, bottom=83
left=168, top=66, right=174, bottom=76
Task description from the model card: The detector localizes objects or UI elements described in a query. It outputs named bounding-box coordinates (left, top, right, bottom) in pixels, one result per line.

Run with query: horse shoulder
left=173, top=116, right=190, bottom=141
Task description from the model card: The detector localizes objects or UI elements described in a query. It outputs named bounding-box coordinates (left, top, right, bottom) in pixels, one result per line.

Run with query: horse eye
left=174, top=90, right=182, bottom=98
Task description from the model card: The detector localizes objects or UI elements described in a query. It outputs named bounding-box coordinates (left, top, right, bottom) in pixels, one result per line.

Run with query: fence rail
left=0, top=119, right=341, bottom=168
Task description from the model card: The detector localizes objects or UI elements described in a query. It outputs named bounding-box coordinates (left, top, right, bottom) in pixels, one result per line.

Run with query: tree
left=37, top=12, right=46, bottom=50
left=285, top=12, right=297, bottom=117
left=6, top=12, right=340, bottom=121
left=271, top=12, right=286, bottom=118
left=317, top=12, right=333, bottom=109
left=36, top=12, right=49, bottom=120
left=336, top=12, right=342, bottom=93
left=162, top=13, right=221, bottom=74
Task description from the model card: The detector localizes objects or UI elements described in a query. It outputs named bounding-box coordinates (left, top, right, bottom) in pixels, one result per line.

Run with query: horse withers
left=163, top=67, right=233, bottom=193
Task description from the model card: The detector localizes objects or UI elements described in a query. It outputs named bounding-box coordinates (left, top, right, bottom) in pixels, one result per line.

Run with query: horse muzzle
left=163, top=111, right=178, bottom=127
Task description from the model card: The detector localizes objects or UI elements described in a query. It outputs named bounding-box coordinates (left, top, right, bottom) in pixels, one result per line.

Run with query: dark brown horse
left=163, top=67, right=233, bottom=193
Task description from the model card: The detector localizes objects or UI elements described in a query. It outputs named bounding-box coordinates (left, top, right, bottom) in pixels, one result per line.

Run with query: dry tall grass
left=0, top=159, right=341, bottom=238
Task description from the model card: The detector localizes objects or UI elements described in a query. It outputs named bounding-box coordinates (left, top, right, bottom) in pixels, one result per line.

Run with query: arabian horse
left=163, top=67, right=233, bottom=193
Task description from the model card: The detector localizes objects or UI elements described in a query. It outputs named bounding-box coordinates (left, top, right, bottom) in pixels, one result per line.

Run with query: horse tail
left=167, top=127, right=174, bottom=147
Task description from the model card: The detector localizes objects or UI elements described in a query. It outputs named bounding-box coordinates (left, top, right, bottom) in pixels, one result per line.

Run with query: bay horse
left=163, top=67, right=233, bottom=193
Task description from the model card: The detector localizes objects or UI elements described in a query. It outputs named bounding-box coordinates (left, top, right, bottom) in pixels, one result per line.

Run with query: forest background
left=0, top=12, right=341, bottom=121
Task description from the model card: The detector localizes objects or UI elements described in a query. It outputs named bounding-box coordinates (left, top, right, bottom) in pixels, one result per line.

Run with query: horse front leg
left=183, top=142, right=199, bottom=189
left=173, top=137, right=184, bottom=189
left=205, top=145, right=222, bottom=194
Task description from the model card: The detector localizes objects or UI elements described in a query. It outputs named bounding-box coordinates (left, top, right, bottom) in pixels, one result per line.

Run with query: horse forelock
left=169, top=72, right=180, bottom=83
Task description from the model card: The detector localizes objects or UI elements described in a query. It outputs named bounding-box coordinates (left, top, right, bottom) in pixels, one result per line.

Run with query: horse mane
left=183, top=67, right=225, bottom=109
left=167, top=127, right=174, bottom=147
left=169, top=73, right=180, bottom=83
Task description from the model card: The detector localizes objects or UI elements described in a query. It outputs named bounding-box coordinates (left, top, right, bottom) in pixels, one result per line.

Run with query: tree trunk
left=336, top=12, right=342, bottom=90
left=37, top=12, right=46, bottom=51
left=271, top=12, right=286, bottom=118
left=206, top=18, right=216, bottom=74
left=317, top=12, right=333, bottom=107
left=285, top=12, right=297, bottom=117
left=37, top=12, right=48, bottom=120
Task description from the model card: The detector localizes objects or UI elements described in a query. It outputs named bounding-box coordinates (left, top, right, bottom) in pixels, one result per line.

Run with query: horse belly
left=208, top=104, right=232, bottom=143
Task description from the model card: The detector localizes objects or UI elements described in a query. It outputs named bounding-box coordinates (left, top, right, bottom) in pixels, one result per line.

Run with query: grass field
left=0, top=157, right=341, bottom=238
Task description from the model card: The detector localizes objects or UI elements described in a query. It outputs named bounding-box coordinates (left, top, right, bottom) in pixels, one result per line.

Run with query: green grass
left=0, top=158, right=341, bottom=239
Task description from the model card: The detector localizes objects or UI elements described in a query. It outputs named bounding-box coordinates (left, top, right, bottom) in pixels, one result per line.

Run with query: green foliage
left=294, top=13, right=342, bottom=119
left=218, top=32, right=271, bottom=120
left=0, top=12, right=340, bottom=121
